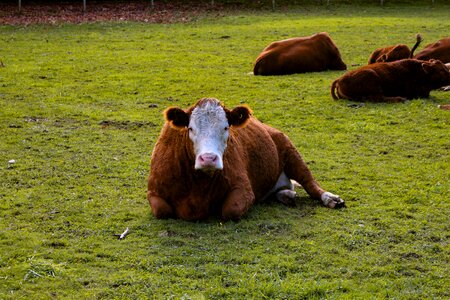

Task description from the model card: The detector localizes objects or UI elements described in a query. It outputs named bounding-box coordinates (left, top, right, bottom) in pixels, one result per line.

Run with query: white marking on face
left=188, top=99, right=230, bottom=171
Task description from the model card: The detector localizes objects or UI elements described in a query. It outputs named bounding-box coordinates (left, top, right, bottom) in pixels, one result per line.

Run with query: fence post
left=272, top=0, right=275, bottom=11
left=83, top=0, right=86, bottom=12
left=18, top=0, right=21, bottom=13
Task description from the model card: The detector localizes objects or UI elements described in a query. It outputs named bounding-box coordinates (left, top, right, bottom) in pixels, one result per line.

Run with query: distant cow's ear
left=164, top=107, right=190, bottom=128
left=421, top=61, right=435, bottom=74
left=227, top=105, right=251, bottom=127
left=378, top=54, right=388, bottom=62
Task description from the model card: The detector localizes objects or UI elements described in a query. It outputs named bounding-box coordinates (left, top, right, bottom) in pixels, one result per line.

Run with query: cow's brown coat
left=147, top=99, right=338, bottom=221
left=414, top=37, right=450, bottom=63
left=368, top=34, right=422, bottom=64
left=331, top=59, right=450, bottom=103
left=253, top=32, right=347, bottom=75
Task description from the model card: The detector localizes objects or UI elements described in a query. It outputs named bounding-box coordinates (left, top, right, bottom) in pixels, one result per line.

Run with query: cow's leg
left=271, top=133, right=345, bottom=208
left=262, top=171, right=298, bottom=206
left=148, top=194, right=174, bottom=219
left=221, top=188, right=255, bottom=221
left=377, top=96, right=407, bottom=103
left=275, top=189, right=298, bottom=207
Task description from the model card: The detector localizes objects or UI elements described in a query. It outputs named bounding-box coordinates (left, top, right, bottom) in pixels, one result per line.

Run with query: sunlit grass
left=1, top=2, right=449, bottom=298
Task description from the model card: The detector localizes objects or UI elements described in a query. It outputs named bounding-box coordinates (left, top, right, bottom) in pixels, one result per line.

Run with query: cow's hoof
left=321, top=192, right=346, bottom=209
left=276, top=189, right=298, bottom=207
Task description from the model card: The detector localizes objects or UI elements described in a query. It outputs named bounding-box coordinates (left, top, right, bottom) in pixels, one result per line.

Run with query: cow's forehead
left=191, top=99, right=227, bottom=125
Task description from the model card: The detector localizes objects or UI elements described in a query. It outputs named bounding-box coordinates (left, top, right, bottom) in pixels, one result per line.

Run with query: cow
left=368, top=34, right=422, bottom=64
left=253, top=32, right=347, bottom=75
left=414, top=37, right=450, bottom=63
left=147, top=98, right=345, bottom=221
left=331, top=59, right=450, bottom=103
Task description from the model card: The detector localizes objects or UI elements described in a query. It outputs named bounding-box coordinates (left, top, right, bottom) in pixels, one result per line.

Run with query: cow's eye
left=224, top=127, right=229, bottom=131
left=188, top=127, right=193, bottom=132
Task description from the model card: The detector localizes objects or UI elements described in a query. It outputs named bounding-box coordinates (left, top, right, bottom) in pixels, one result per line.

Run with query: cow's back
left=368, top=44, right=411, bottom=64
left=254, top=32, right=346, bottom=75
left=414, top=37, right=450, bottom=63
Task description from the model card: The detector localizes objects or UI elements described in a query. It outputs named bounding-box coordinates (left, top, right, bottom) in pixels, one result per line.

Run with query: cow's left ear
left=226, top=105, right=251, bottom=127
left=164, top=107, right=190, bottom=128
left=421, top=61, right=439, bottom=74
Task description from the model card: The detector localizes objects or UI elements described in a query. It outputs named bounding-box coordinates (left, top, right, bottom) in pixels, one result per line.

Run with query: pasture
left=1, top=2, right=449, bottom=298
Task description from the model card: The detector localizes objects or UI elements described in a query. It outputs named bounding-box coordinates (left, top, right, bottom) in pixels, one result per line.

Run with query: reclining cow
left=414, top=37, right=450, bottom=63
left=147, top=98, right=344, bottom=221
left=331, top=59, right=450, bottom=103
left=253, top=32, right=347, bottom=75
left=368, top=34, right=422, bottom=64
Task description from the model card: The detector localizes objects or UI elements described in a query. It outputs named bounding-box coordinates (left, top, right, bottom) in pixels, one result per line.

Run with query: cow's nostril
left=200, top=153, right=218, bottom=164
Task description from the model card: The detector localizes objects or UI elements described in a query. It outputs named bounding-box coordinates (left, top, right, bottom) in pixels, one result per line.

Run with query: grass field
left=1, top=2, right=449, bottom=298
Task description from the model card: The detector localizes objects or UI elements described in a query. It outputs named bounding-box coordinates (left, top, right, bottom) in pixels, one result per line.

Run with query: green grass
left=1, top=3, right=449, bottom=299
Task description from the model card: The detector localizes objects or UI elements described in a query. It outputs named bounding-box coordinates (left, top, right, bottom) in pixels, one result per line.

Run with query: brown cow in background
left=414, top=37, right=450, bottom=63
left=147, top=98, right=344, bottom=221
left=253, top=32, right=347, bottom=75
left=368, top=34, right=422, bottom=64
left=331, top=59, right=450, bottom=103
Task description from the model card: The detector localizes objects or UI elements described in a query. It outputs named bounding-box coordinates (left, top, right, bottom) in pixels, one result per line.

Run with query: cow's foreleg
left=222, top=188, right=255, bottom=221
left=282, top=143, right=345, bottom=209
left=148, top=193, right=174, bottom=219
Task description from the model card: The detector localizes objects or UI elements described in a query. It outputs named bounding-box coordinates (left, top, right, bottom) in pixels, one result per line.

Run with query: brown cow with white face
left=414, top=37, right=450, bottom=63
left=331, top=59, right=450, bottom=103
left=368, top=34, right=422, bottom=64
left=253, top=32, right=347, bottom=75
left=147, top=98, right=344, bottom=221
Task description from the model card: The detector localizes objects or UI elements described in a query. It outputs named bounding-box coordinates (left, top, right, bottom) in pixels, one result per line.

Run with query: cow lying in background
left=147, top=98, right=344, bottom=221
left=253, top=32, right=347, bottom=75
left=368, top=34, right=422, bottom=64
left=331, top=59, right=450, bottom=103
left=414, top=37, right=450, bottom=63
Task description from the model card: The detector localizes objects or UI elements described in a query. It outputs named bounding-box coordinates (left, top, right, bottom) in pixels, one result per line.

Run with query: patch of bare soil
left=0, top=0, right=228, bottom=25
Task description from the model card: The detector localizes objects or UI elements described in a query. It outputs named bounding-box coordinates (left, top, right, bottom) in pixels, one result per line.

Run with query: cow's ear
left=227, top=105, right=251, bottom=127
left=421, top=61, right=435, bottom=74
left=164, top=107, right=190, bottom=128
left=378, top=54, right=387, bottom=62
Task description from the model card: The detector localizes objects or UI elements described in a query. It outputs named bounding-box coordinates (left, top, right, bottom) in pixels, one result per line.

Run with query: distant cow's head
left=165, top=98, right=251, bottom=171
left=422, top=59, right=450, bottom=88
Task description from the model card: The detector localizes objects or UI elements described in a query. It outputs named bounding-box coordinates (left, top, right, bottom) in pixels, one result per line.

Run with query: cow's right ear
left=378, top=54, right=388, bottom=63
left=164, top=107, right=190, bottom=128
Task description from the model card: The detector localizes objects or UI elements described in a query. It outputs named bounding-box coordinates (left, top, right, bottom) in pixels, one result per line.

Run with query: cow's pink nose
left=199, top=153, right=218, bottom=165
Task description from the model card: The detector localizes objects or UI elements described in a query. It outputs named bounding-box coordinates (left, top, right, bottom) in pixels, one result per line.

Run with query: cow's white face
left=164, top=98, right=251, bottom=173
left=188, top=101, right=229, bottom=170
